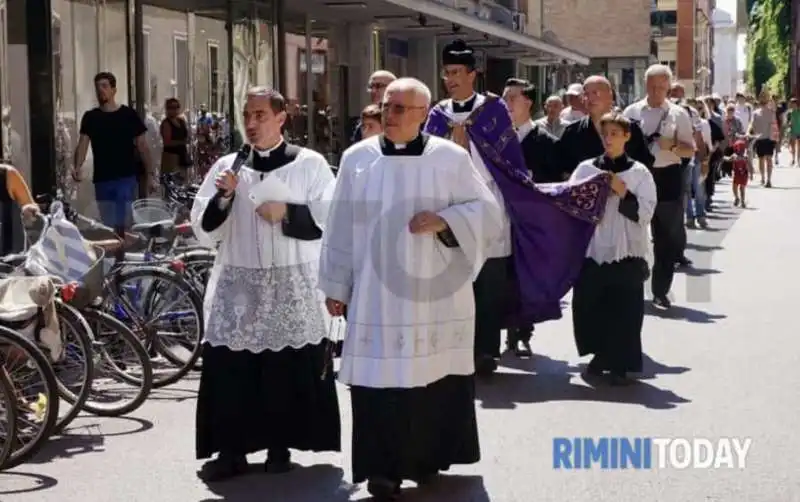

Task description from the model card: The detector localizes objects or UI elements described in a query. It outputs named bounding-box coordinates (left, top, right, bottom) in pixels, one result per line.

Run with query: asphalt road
left=3, top=153, right=800, bottom=502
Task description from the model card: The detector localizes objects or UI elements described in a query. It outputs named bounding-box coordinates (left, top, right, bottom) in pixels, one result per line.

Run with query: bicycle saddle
left=131, top=219, right=175, bottom=239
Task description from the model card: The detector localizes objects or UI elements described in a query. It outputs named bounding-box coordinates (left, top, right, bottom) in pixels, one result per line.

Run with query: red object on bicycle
left=169, top=259, right=186, bottom=274
left=176, top=222, right=193, bottom=235
left=60, top=282, right=79, bottom=302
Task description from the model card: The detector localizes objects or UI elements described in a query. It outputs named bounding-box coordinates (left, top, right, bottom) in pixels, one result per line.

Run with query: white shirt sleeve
left=674, top=107, right=696, bottom=148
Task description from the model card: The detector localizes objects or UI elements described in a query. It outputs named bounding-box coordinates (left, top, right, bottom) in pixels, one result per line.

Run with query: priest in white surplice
left=320, top=78, right=503, bottom=500
left=191, top=87, right=340, bottom=483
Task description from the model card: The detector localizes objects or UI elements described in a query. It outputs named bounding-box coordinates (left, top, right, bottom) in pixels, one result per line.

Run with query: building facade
left=540, top=0, right=653, bottom=106
left=651, top=0, right=714, bottom=97
left=711, top=7, right=739, bottom=97
left=0, top=0, right=589, bottom=210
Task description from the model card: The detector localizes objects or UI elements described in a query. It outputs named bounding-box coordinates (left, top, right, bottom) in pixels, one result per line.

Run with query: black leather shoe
left=265, top=448, right=294, bottom=474
left=367, top=477, right=401, bottom=500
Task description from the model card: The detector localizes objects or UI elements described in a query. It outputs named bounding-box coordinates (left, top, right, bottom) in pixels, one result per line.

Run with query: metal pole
left=133, top=0, right=145, bottom=116
left=276, top=0, right=287, bottom=95
left=225, top=0, right=235, bottom=149
left=125, top=0, right=133, bottom=108
left=305, top=15, right=315, bottom=149
left=25, top=0, right=56, bottom=196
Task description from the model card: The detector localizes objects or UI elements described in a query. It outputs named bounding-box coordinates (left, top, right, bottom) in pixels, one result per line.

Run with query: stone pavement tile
left=4, top=157, right=800, bottom=502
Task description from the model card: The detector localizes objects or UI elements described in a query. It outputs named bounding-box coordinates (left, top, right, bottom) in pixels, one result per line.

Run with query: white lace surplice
left=190, top=149, right=336, bottom=353
left=570, top=159, right=657, bottom=266
left=319, top=136, right=503, bottom=389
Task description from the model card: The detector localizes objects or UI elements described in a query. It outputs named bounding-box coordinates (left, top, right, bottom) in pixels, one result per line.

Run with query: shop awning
left=382, top=0, right=590, bottom=65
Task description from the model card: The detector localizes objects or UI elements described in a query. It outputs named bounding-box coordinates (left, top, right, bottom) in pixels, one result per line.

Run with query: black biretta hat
left=442, top=39, right=476, bottom=69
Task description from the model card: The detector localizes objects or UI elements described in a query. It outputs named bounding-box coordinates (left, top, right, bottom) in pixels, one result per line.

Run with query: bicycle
left=38, top=193, right=204, bottom=389
left=0, top=365, right=18, bottom=470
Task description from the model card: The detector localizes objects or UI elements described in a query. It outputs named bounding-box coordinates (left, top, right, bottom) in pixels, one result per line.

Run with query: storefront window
left=225, top=1, right=273, bottom=149
left=285, top=20, right=332, bottom=157
left=53, top=0, right=102, bottom=203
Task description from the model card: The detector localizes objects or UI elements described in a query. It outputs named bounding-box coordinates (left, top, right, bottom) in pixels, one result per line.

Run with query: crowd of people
left=0, top=36, right=791, bottom=501
left=184, top=38, right=793, bottom=501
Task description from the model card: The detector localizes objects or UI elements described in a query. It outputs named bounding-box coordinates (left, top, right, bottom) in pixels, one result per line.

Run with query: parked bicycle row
left=0, top=181, right=212, bottom=471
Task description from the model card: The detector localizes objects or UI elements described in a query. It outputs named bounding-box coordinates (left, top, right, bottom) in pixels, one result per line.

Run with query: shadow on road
left=645, top=303, right=726, bottom=323
left=0, top=470, right=59, bottom=495
left=199, top=464, right=353, bottom=501
left=24, top=416, right=153, bottom=465
left=485, top=354, right=689, bottom=410
left=635, top=354, right=690, bottom=380
left=198, top=465, right=488, bottom=502
left=147, top=386, right=199, bottom=402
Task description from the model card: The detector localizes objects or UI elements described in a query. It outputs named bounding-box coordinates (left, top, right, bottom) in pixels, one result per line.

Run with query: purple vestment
left=424, top=95, right=612, bottom=324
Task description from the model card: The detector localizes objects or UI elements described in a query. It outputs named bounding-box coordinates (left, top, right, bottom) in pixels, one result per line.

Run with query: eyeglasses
left=380, top=102, right=426, bottom=115
left=367, top=82, right=387, bottom=92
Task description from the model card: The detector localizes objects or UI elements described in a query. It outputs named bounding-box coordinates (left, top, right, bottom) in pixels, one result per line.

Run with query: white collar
left=516, top=120, right=534, bottom=139
left=254, top=139, right=285, bottom=157
left=453, top=93, right=477, bottom=106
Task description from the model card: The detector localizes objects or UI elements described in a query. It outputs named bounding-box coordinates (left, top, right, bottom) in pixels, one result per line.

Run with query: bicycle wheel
left=0, top=325, right=60, bottom=470
left=107, top=267, right=203, bottom=388
left=0, top=368, right=17, bottom=470
left=173, top=248, right=215, bottom=297
left=51, top=301, right=95, bottom=433
left=79, top=308, right=153, bottom=417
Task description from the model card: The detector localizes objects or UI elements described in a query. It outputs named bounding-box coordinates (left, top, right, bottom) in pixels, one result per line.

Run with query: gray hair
left=369, top=70, right=397, bottom=83
left=645, top=64, right=673, bottom=81
left=384, top=78, right=432, bottom=107
left=545, top=95, right=563, bottom=106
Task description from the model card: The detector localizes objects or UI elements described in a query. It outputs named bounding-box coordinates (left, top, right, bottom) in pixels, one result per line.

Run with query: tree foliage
left=746, top=0, right=791, bottom=96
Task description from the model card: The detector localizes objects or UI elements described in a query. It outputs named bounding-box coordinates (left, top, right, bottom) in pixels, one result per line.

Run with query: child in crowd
left=726, top=139, right=750, bottom=208
left=359, top=104, right=383, bottom=140
left=569, top=112, right=657, bottom=385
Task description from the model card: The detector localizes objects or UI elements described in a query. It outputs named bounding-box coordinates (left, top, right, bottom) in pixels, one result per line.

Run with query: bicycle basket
left=131, top=198, right=176, bottom=225
left=65, top=245, right=106, bottom=309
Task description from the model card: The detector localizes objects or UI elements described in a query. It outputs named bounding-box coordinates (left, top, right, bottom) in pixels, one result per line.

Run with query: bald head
left=583, top=75, right=611, bottom=90
left=368, top=70, right=397, bottom=104
left=583, top=75, right=614, bottom=117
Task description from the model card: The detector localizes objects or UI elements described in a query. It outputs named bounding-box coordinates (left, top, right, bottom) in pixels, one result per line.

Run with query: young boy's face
left=601, top=123, right=630, bottom=153
left=361, top=118, right=382, bottom=139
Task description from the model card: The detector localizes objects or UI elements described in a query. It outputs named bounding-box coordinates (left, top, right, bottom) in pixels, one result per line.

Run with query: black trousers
left=473, top=257, right=511, bottom=359
left=651, top=200, right=684, bottom=298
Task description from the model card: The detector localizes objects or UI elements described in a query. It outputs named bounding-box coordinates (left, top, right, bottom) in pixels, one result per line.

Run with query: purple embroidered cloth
left=424, top=96, right=613, bottom=324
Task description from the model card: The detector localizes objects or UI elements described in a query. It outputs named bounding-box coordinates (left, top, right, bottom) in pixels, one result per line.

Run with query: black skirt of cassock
left=195, top=340, right=341, bottom=459
left=571, top=257, right=647, bottom=373
left=350, top=374, right=480, bottom=484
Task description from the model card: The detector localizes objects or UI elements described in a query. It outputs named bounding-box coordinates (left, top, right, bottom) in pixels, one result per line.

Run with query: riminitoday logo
left=553, top=437, right=752, bottom=469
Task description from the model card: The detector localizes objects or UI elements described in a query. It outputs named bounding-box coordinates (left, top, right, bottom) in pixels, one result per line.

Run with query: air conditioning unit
left=512, top=12, right=527, bottom=33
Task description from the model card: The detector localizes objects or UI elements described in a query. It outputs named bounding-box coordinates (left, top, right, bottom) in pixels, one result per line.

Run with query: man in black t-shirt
left=73, top=72, right=153, bottom=238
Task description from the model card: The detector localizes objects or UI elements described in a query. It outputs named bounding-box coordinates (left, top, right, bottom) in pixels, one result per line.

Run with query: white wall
left=713, top=25, right=738, bottom=97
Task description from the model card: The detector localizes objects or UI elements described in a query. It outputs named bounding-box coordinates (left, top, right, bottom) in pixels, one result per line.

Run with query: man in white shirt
left=560, top=83, right=587, bottom=122
left=535, top=95, right=571, bottom=139
left=623, top=64, right=695, bottom=310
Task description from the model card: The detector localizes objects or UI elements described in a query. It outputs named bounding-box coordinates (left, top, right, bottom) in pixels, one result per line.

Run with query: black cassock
left=519, top=122, right=562, bottom=183
left=349, top=134, right=481, bottom=487
left=195, top=142, right=341, bottom=466
left=571, top=155, right=648, bottom=375
left=556, top=115, right=654, bottom=176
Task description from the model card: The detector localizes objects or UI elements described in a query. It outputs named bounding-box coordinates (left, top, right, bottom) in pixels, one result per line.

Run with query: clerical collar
left=597, top=153, right=634, bottom=173
left=254, top=139, right=285, bottom=157
left=250, top=140, right=301, bottom=172
left=452, top=94, right=477, bottom=113
left=379, top=134, right=428, bottom=156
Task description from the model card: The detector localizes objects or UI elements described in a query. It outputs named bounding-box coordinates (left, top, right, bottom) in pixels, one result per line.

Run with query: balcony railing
left=652, top=24, right=677, bottom=37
